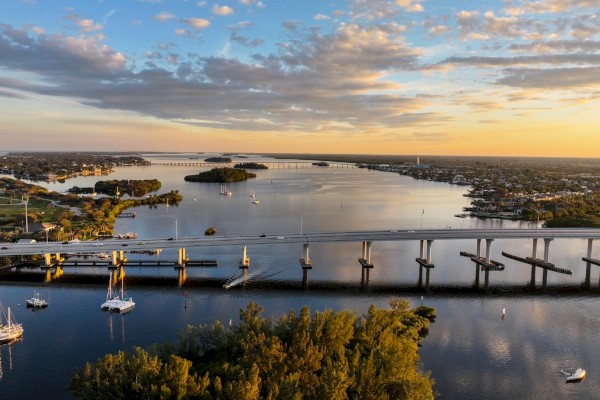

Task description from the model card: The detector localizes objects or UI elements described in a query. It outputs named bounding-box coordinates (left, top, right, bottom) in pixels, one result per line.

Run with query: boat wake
left=223, top=268, right=282, bottom=289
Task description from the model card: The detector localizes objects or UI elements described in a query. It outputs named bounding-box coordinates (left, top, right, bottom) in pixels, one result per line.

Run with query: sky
left=1, top=0, right=600, bottom=157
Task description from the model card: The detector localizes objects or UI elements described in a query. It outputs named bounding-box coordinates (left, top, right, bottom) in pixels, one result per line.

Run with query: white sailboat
left=0, top=306, right=23, bottom=344
left=220, top=185, right=232, bottom=196
left=101, top=274, right=135, bottom=313
left=251, top=191, right=260, bottom=204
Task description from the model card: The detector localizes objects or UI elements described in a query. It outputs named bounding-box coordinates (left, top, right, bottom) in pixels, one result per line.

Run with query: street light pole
left=24, top=196, right=29, bottom=233
left=300, top=216, right=303, bottom=235
left=175, top=219, right=178, bottom=240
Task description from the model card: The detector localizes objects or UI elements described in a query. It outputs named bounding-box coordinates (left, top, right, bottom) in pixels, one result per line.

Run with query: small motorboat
left=562, top=368, right=586, bottom=382
left=26, top=292, right=48, bottom=308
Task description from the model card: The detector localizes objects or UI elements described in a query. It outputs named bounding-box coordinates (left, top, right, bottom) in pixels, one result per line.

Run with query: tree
left=71, top=301, right=436, bottom=400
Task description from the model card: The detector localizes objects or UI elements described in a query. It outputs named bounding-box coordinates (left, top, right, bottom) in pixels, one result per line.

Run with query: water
left=1, top=153, right=598, bottom=399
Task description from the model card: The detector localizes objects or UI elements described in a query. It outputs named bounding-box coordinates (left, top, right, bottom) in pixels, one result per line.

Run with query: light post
left=175, top=219, right=178, bottom=240
left=22, top=195, right=29, bottom=234
left=420, top=209, right=424, bottom=230
left=300, top=216, right=303, bottom=235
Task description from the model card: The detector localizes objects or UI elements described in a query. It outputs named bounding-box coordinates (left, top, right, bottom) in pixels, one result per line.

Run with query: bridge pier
left=416, top=240, right=434, bottom=291
left=358, top=241, right=373, bottom=268
left=239, top=246, right=250, bottom=269
left=530, top=238, right=538, bottom=286
left=580, top=239, right=600, bottom=287
left=460, top=238, right=504, bottom=292
left=503, top=237, right=570, bottom=291
left=299, top=243, right=312, bottom=289
left=42, top=252, right=65, bottom=282
left=177, top=248, right=189, bottom=267
left=299, top=243, right=312, bottom=269
left=542, top=238, right=553, bottom=289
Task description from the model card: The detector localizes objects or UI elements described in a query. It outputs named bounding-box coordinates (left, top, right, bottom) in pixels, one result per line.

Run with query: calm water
left=1, top=153, right=599, bottom=399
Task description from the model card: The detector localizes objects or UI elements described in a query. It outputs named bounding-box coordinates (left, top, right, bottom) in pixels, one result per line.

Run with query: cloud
left=77, top=18, right=103, bottom=33
left=0, top=21, right=431, bottom=133
left=212, top=4, right=234, bottom=16
left=154, top=12, right=175, bottom=22
left=396, top=0, right=424, bottom=12
left=498, top=66, right=600, bottom=89
left=181, top=18, right=211, bottom=30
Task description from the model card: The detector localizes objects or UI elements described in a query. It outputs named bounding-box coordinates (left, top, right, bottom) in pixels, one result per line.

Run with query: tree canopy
left=70, top=300, right=436, bottom=400
left=184, top=168, right=257, bottom=183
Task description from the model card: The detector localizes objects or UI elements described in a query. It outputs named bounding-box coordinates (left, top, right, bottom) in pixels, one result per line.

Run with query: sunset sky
left=1, top=0, right=599, bottom=156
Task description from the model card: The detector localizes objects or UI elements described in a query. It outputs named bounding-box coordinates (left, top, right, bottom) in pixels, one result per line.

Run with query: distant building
left=414, top=156, right=430, bottom=169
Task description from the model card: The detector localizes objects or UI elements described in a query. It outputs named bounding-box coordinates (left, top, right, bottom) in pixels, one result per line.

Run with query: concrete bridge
left=3, top=228, right=600, bottom=290
left=151, top=161, right=355, bottom=169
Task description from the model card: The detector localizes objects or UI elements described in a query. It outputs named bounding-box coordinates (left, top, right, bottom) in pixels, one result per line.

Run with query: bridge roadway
left=2, top=228, right=600, bottom=257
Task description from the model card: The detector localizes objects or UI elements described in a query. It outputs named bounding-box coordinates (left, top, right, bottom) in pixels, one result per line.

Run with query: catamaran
left=101, top=274, right=135, bottom=314
left=0, top=306, right=23, bottom=344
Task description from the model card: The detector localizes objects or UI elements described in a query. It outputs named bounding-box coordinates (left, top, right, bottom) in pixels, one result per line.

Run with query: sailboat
left=0, top=306, right=23, bottom=344
left=220, top=185, right=232, bottom=196
left=101, top=274, right=135, bottom=314
left=251, top=191, right=260, bottom=204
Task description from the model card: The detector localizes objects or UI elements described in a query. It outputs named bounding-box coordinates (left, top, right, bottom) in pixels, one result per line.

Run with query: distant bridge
left=150, top=161, right=356, bottom=169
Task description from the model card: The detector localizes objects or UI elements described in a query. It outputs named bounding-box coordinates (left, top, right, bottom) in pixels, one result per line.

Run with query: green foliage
left=204, top=157, right=232, bottom=163
left=204, top=226, right=217, bottom=235
left=71, top=300, right=436, bottom=400
left=184, top=168, right=257, bottom=183
left=544, top=214, right=600, bottom=228
left=94, top=179, right=161, bottom=197
left=234, top=163, right=268, bottom=170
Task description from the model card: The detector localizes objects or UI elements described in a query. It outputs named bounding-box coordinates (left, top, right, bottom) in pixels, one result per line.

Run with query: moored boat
left=26, top=291, right=48, bottom=308
left=562, top=368, right=586, bottom=382
left=101, top=273, right=135, bottom=314
left=0, top=306, right=23, bottom=344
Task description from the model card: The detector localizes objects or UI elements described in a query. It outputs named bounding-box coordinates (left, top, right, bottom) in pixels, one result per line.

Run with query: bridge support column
left=299, top=243, right=312, bottom=269
left=484, top=239, right=494, bottom=292
left=239, top=246, right=250, bottom=269
left=585, top=239, right=593, bottom=287
left=530, top=239, right=538, bottom=286
left=43, top=253, right=64, bottom=282
left=416, top=240, right=434, bottom=291
left=358, top=241, right=373, bottom=268
left=542, top=238, right=553, bottom=289
left=418, top=240, right=425, bottom=286
left=425, top=240, right=433, bottom=290
left=177, top=248, right=188, bottom=267
left=473, top=239, right=482, bottom=287
left=300, top=243, right=312, bottom=288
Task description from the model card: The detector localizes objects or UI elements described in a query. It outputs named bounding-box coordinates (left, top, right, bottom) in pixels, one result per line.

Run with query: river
left=1, top=153, right=598, bottom=399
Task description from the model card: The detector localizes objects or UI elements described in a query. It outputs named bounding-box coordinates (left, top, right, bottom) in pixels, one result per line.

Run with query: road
left=2, top=228, right=600, bottom=257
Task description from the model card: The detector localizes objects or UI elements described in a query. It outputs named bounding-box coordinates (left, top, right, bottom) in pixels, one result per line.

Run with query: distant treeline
left=204, top=157, right=232, bottom=163
left=94, top=179, right=161, bottom=197
left=234, top=162, right=268, bottom=170
left=184, top=168, right=256, bottom=183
